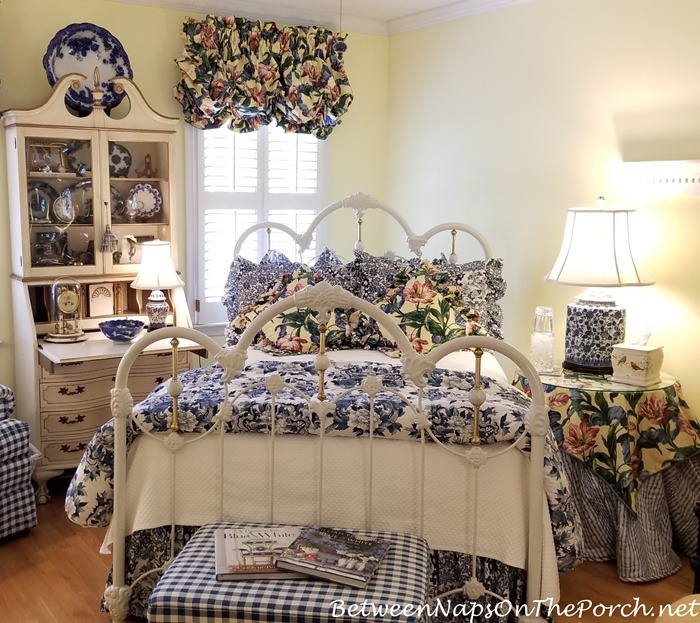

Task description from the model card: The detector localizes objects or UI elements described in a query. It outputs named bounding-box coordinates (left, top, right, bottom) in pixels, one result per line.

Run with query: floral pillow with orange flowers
left=374, top=260, right=487, bottom=355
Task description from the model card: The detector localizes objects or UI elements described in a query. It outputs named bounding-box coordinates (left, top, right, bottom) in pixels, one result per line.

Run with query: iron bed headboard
left=231, top=191, right=493, bottom=262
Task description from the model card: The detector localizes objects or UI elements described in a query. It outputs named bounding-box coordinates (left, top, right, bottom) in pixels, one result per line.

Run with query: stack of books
left=214, top=524, right=391, bottom=587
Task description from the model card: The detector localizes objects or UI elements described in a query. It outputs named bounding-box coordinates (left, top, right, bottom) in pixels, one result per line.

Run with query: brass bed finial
left=317, top=322, right=328, bottom=401
left=169, top=337, right=181, bottom=432
left=470, top=347, right=484, bottom=445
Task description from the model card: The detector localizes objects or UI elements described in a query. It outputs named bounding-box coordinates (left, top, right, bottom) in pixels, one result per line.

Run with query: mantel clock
left=45, top=277, right=86, bottom=343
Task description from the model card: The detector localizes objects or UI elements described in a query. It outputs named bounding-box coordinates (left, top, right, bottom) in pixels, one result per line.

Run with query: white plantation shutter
left=191, top=124, right=327, bottom=326
left=267, top=125, right=318, bottom=194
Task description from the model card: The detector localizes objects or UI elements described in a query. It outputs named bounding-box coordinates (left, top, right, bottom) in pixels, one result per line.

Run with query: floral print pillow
left=223, top=249, right=358, bottom=345
left=374, top=260, right=488, bottom=355
left=222, top=250, right=301, bottom=322
left=227, top=265, right=391, bottom=354
left=431, top=255, right=507, bottom=340
left=352, top=250, right=414, bottom=303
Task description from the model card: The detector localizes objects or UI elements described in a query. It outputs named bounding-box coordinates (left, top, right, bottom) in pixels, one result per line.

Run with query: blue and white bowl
left=99, top=319, right=145, bottom=342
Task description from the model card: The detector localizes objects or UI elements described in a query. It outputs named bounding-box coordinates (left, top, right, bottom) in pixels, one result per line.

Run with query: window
left=188, top=124, right=327, bottom=326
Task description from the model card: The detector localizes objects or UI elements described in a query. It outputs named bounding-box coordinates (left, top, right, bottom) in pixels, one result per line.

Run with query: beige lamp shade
left=545, top=201, right=653, bottom=374
left=131, top=241, right=184, bottom=291
left=545, top=206, right=654, bottom=287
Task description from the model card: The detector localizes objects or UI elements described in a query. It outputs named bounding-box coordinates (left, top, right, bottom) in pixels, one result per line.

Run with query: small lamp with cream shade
left=545, top=198, right=654, bottom=374
left=131, top=240, right=184, bottom=331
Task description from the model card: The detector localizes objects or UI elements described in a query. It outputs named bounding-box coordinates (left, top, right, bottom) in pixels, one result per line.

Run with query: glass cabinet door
left=25, top=133, right=100, bottom=274
left=105, top=134, right=171, bottom=274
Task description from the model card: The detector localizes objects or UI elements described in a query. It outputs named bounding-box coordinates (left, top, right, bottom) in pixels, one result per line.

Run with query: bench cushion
left=147, top=522, right=431, bottom=623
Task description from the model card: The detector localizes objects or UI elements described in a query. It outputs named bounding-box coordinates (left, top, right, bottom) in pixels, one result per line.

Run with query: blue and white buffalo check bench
left=148, top=522, right=432, bottom=623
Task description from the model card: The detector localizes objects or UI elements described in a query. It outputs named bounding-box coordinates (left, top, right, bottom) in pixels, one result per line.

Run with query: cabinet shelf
left=28, top=171, right=88, bottom=180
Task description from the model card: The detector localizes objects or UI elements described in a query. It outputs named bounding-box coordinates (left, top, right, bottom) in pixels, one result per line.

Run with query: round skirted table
left=513, top=370, right=700, bottom=582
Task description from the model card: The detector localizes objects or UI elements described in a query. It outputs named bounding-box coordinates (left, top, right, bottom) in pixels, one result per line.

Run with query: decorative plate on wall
left=42, top=23, right=133, bottom=113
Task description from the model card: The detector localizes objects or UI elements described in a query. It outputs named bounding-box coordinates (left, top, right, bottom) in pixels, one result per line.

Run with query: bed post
left=103, top=328, right=223, bottom=621
left=103, top=385, right=134, bottom=621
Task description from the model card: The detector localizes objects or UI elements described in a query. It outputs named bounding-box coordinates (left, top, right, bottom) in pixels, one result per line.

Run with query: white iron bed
left=65, top=194, right=581, bottom=622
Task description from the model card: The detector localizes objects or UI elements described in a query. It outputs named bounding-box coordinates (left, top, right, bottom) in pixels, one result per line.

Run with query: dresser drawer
left=40, top=405, right=110, bottom=436
left=40, top=436, right=93, bottom=468
left=130, top=352, right=190, bottom=376
left=130, top=374, right=181, bottom=402
left=39, top=376, right=113, bottom=410
left=41, top=352, right=190, bottom=381
left=41, top=357, right=119, bottom=381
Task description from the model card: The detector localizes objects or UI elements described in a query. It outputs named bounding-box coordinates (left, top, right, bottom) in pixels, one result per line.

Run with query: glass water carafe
left=531, top=306, right=555, bottom=373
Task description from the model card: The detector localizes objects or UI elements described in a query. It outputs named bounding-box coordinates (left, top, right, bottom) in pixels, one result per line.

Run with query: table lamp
left=545, top=199, right=653, bottom=374
left=131, top=240, right=184, bottom=331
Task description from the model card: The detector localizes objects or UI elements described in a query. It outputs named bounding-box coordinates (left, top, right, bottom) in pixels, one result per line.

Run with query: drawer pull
left=60, top=442, right=87, bottom=454
left=155, top=376, right=165, bottom=384
left=58, top=414, right=87, bottom=425
left=58, top=385, right=86, bottom=396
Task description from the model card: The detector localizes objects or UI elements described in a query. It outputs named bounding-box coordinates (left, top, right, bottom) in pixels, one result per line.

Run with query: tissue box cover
left=610, top=343, right=664, bottom=387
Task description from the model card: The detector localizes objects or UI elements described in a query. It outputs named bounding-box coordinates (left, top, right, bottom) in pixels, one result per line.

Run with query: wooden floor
left=0, top=474, right=694, bottom=622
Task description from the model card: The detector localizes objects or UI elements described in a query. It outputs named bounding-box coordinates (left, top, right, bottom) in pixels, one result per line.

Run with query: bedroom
left=2, top=0, right=700, bottom=413
left=0, top=0, right=699, bottom=620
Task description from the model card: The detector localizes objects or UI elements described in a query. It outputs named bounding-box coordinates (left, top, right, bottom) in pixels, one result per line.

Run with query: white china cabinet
left=2, top=74, right=196, bottom=501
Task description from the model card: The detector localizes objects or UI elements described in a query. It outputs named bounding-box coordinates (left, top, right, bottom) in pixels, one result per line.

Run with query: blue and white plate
left=28, top=182, right=58, bottom=222
left=66, top=140, right=91, bottom=174
left=42, top=23, right=133, bottom=113
left=127, top=183, right=162, bottom=220
left=109, top=142, right=132, bottom=177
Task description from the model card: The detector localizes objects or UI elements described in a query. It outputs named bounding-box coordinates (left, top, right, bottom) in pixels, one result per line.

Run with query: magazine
left=214, top=525, right=306, bottom=581
left=275, top=525, right=392, bottom=588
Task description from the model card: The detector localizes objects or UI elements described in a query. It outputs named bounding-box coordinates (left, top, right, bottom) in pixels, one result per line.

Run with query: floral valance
left=174, top=15, right=354, bottom=139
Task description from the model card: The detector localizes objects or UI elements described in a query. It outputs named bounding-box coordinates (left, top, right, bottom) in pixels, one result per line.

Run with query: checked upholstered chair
left=0, top=385, right=38, bottom=539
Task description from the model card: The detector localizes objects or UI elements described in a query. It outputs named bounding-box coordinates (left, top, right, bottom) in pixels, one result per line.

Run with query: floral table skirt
left=514, top=372, right=700, bottom=513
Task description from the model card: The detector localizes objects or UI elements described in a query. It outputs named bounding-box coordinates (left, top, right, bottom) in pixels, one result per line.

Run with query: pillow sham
left=373, top=261, right=488, bottom=355
left=222, top=250, right=302, bottom=321
left=431, top=255, right=507, bottom=340
left=222, top=248, right=358, bottom=324
left=228, top=265, right=381, bottom=354
left=352, top=250, right=415, bottom=303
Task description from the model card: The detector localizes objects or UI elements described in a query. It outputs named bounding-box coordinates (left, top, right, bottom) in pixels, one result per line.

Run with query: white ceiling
left=115, top=0, right=530, bottom=35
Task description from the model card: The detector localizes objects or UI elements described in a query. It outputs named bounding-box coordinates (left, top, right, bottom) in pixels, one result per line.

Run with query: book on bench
left=275, top=525, right=391, bottom=588
left=214, top=525, right=306, bottom=581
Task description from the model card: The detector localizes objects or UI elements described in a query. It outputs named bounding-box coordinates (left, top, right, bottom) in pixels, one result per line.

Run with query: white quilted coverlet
left=103, top=348, right=560, bottom=601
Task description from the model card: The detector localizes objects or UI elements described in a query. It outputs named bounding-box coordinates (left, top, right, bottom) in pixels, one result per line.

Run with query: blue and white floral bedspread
left=65, top=359, right=581, bottom=570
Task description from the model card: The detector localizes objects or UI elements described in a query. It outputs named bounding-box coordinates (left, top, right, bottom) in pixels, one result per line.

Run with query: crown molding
left=388, top=0, right=532, bottom=34
left=112, top=0, right=531, bottom=35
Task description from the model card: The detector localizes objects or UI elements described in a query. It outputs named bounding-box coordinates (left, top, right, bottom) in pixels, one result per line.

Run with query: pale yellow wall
left=2, top=0, right=699, bottom=412
left=385, top=0, right=700, bottom=410
left=0, top=0, right=388, bottom=387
